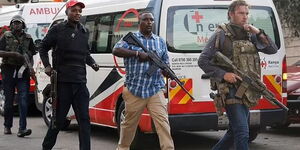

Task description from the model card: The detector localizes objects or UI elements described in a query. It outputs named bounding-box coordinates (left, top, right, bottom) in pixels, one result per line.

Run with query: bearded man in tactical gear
left=0, top=15, right=36, bottom=137
left=198, top=0, right=278, bottom=149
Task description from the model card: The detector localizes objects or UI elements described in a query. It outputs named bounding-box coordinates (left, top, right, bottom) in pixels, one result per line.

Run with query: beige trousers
left=116, top=87, right=174, bottom=150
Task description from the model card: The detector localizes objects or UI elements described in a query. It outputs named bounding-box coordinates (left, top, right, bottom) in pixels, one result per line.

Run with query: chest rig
left=212, top=23, right=261, bottom=108
left=2, top=31, right=31, bottom=66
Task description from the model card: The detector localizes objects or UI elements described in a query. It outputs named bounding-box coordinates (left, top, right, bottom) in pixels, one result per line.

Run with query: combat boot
left=17, top=128, right=32, bottom=137
left=4, top=127, right=12, bottom=134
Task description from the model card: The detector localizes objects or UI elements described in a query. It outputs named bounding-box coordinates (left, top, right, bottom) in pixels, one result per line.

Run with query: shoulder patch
left=80, top=23, right=87, bottom=33
left=217, top=23, right=227, bottom=33
left=25, top=33, right=32, bottom=39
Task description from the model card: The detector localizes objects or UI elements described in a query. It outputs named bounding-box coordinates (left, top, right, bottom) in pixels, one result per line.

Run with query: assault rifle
left=123, top=32, right=194, bottom=100
left=50, top=70, right=58, bottom=129
left=215, top=51, right=288, bottom=111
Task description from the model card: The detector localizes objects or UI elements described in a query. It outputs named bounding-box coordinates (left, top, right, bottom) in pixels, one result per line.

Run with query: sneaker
left=17, top=129, right=32, bottom=137
left=4, top=127, right=12, bottom=134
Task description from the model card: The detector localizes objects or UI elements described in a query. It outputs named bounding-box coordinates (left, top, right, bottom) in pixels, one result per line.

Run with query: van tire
left=0, top=88, right=5, bottom=116
left=249, top=128, right=260, bottom=142
left=42, top=94, right=70, bottom=130
left=116, top=100, right=143, bottom=149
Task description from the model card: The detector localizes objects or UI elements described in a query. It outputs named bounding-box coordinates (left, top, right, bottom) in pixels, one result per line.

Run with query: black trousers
left=42, top=82, right=91, bottom=150
left=1, top=65, right=30, bottom=130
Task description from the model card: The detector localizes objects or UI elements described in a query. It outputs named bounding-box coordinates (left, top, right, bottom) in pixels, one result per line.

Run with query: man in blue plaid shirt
left=113, top=11, right=174, bottom=150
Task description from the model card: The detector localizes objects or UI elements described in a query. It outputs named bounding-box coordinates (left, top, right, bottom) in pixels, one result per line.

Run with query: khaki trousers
left=116, top=87, right=174, bottom=150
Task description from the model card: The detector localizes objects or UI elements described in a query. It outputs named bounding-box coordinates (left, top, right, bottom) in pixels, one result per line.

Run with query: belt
left=225, top=98, right=243, bottom=105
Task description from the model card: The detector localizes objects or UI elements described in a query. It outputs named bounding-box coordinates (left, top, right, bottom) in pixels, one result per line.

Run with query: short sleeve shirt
left=114, top=32, right=169, bottom=98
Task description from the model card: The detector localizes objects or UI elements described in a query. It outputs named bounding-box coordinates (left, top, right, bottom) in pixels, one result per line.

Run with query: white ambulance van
left=36, top=0, right=287, bottom=143
left=0, top=2, right=64, bottom=114
left=0, top=2, right=64, bottom=40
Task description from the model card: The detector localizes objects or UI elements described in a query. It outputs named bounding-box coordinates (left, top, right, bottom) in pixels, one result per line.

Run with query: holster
left=213, top=94, right=225, bottom=116
left=210, top=81, right=229, bottom=116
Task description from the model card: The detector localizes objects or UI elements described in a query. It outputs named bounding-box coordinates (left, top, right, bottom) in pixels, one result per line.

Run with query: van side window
left=85, top=10, right=140, bottom=53
left=166, top=6, right=280, bottom=53
left=86, top=15, right=114, bottom=53
left=85, top=15, right=97, bottom=53
left=111, top=12, right=139, bottom=49
left=96, top=15, right=113, bottom=53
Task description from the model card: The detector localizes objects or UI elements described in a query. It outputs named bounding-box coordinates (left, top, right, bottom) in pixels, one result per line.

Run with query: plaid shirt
left=114, top=32, right=169, bottom=98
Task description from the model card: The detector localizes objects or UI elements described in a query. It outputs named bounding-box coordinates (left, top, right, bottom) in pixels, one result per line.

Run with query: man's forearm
left=86, top=55, right=96, bottom=66
left=0, top=51, right=21, bottom=58
left=0, top=50, right=11, bottom=57
left=39, top=53, right=50, bottom=68
left=112, top=47, right=137, bottom=58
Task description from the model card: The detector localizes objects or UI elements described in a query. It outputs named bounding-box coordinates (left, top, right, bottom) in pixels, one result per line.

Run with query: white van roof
left=0, top=5, right=20, bottom=26
left=0, top=2, right=65, bottom=26
left=163, top=0, right=275, bottom=7
left=53, top=0, right=276, bottom=21
left=20, top=2, right=65, bottom=24
left=53, top=0, right=152, bottom=21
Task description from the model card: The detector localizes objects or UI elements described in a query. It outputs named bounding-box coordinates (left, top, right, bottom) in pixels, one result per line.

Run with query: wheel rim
left=0, top=90, right=5, bottom=113
left=44, top=97, right=52, bottom=124
left=120, top=108, right=126, bottom=123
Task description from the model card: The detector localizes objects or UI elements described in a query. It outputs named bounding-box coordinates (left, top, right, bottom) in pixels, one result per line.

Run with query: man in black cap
left=40, top=0, right=99, bottom=150
left=0, top=14, right=36, bottom=137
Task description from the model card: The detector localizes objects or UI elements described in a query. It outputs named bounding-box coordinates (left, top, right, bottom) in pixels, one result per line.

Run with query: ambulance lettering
left=29, top=7, right=60, bottom=15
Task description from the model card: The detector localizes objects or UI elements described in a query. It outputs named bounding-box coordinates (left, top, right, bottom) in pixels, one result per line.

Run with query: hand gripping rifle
left=123, top=32, right=194, bottom=100
left=23, top=53, right=38, bottom=86
left=50, top=70, right=58, bottom=129
left=215, top=51, right=288, bottom=111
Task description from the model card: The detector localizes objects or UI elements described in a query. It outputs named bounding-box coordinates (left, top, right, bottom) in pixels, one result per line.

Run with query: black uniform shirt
left=39, top=21, right=96, bottom=83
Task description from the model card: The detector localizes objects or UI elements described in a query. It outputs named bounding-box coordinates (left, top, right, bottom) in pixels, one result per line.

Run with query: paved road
left=0, top=115, right=300, bottom=150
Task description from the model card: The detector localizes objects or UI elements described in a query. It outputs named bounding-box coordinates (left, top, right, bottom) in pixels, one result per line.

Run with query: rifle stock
left=50, top=70, right=58, bottom=129
left=123, top=32, right=194, bottom=100
left=215, top=51, right=288, bottom=111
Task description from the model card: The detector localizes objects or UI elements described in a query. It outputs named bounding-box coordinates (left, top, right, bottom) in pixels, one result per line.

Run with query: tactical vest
left=212, top=23, right=261, bottom=108
left=2, top=31, right=32, bottom=66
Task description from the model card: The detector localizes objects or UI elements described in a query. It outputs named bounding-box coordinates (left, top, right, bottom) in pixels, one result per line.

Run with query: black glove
left=91, top=63, right=100, bottom=71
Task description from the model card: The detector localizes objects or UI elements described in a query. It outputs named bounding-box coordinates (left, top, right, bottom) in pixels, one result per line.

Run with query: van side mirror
left=34, top=39, right=42, bottom=51
left=35, top=39, right=42, bottom=45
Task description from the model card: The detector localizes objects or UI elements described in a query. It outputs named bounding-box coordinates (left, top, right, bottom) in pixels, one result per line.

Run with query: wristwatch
left=256, top=29, right=265, bottom=37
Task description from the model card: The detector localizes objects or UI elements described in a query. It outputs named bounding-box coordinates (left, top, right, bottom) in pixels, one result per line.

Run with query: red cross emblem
left=41, top=27, right=48, bottom=34
left=192, top=11, right=204, bottom=23
left=260, top=59, right=267, bottom=69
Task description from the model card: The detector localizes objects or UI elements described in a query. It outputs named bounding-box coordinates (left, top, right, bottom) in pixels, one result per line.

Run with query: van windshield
left=166, top=6, right=280, bottom=53
left=26, top=23, right=50, bottom=41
